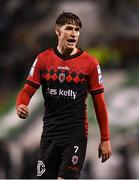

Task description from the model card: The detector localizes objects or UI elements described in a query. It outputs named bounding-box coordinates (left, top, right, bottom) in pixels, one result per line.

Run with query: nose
left=71, top=30, right=76, bottom=37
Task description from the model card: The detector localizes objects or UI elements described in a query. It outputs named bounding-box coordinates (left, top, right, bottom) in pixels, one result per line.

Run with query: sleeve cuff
left=26, top=80, right=40, bottom=89
left=90, top=88, right=104, bottom=95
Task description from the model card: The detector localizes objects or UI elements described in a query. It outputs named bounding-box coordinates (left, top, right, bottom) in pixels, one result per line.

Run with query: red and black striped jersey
left=26, top=48, right=104, bottom=142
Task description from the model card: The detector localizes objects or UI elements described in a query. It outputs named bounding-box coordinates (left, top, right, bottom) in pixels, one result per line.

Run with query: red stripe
left=83, top=100, right=88, bottom=138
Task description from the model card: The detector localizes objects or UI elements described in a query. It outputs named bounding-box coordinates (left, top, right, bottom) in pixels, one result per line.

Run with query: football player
left=16, top=12, right=112, bottom=179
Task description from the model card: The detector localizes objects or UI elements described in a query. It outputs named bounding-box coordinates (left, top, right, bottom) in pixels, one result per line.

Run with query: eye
left=66, top=26, right=73, bottom=31
left=75, top=28, right=80, bottom=32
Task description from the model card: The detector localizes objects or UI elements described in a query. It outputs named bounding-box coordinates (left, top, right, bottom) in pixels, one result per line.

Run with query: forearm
left=16, top=84, right=37, bottom=107
left=92, top=93, right=110, bottom=141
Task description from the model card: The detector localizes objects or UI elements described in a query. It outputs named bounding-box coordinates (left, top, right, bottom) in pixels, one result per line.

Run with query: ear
left=55, top=26, right=61, bottom=36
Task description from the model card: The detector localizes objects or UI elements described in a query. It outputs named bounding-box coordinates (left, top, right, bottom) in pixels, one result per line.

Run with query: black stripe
left=90, top=88, right=104, bottom=95
left=26, top=80, right=40, bottom=89
left=54, top=47, right=84, bottom=60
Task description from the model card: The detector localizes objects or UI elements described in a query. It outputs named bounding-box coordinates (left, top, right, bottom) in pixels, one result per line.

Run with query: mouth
left=67, top=39, right=76, bottom=43
left=67, top=39, right=76, bottom=47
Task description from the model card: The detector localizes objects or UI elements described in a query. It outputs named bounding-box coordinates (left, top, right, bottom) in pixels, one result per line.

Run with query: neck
left=57, top=46, right=77, bottom=56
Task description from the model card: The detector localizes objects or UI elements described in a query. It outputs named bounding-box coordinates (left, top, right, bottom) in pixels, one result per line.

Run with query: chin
left=67, top=45, right=76, bottom=49
left=68, top=46, right=74, bottom=50
left=66, top=42, right=76, bottom=48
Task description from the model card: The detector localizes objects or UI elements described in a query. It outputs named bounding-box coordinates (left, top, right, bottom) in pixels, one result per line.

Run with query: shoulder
left=37, top=48, right=54, bottom=60
left=83, top=50, right=98, bottom=63
left=31, top=48, right=53, bottom=69
left=82, top=50, right=99, bottom=66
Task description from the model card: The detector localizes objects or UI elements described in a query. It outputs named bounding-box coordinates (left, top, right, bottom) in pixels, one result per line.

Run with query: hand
left=98, top=140, right=112, bottom=163
left=16, top=104, right=29, bottom=119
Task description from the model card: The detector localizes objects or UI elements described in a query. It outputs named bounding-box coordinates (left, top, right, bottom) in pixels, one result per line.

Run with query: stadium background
left=0, top=0, right=139, bottom=178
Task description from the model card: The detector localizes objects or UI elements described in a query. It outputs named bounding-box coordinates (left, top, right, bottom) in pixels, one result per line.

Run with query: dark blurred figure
left=0, top=139, right=11, bottom=178
left=20, top=146, right=39, bottom=179
left=119, top=144, right=131, bottom=178
left=80, top=159, right=94, bottom=179
left=118, top=139, right=136, bottom=179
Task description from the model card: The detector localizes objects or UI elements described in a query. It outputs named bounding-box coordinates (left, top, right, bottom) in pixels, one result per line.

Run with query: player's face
left=56, top=23, right=80, bottom=50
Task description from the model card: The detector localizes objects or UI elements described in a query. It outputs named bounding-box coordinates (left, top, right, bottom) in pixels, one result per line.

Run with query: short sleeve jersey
left=26, top=48, right=104, bottom=143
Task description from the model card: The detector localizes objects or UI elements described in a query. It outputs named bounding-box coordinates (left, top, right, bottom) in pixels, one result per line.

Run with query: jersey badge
left=59, top=73, right=65, bottom=83
left=72, top=155, right=79, bottom=165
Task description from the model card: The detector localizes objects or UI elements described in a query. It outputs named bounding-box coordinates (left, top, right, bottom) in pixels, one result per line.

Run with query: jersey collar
left=53, top=47, right=84, bottom=60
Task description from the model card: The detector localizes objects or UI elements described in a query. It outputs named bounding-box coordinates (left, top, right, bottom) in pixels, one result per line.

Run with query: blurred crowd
left=0, top=0, right=139, bottom=90
left=0, top=0, right=57, bottom=90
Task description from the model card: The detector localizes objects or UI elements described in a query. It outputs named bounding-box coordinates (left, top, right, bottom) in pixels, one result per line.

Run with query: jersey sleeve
left=88, top=58, right=104, bottom=95
left=26, top=56, right=41, bottom=89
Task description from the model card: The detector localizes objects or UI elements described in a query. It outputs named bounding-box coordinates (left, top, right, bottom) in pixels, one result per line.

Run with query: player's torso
left=38, top=48, right=93, bottom=142
left=39, top=48, right=91, bottom=100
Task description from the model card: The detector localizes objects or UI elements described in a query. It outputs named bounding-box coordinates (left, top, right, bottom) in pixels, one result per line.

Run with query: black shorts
left=37, top=139, right=87, bottom=179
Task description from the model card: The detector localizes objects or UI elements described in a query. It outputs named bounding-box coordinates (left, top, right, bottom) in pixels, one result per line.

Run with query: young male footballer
left=16, top=12, right=112, bottom=179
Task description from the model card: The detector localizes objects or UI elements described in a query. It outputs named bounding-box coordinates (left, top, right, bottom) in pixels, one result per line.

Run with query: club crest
left=72, top=155, right=79, bottom=165
left=59, top=73, right=65, bottom=83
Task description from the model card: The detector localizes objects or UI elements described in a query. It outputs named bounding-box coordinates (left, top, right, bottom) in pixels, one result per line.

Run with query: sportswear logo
left=59, top=73, right=65, bottom=83
left=37, top=160, right=46, bottom=176
left=58, top=66, right=70, bottom=70
left=72, top=155, right=79, bottom=165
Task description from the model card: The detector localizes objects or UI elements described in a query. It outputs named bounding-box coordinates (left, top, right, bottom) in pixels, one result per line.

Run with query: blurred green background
left=0, top=0, right=139, bottom=178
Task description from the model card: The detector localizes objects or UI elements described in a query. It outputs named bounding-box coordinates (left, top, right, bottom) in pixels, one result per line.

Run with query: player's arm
left=91, top=92, right=112, bottom=163
left=16, top=55, right=42, bottom=119
left=88, top=56, right=112, bottom=162
left=16, top=84, right=37, bottom=119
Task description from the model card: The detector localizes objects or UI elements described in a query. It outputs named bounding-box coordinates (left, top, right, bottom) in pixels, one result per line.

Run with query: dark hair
left=56, top=12, right=82, bottom=28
